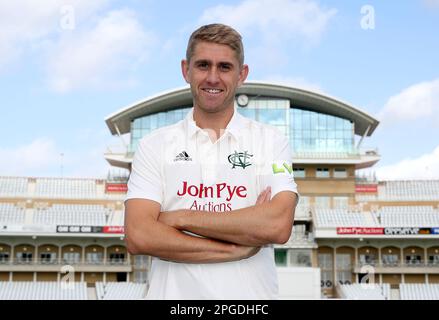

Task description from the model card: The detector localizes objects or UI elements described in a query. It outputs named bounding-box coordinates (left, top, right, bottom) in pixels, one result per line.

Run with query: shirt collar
left=184, top=107, right=245, bottom=140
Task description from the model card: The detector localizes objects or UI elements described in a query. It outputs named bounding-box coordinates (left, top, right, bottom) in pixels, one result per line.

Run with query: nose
left=206, top=66, right=220, bottom=84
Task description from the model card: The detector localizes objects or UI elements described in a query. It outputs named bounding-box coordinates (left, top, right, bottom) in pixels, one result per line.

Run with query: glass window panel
left=289, top=250, right=312, bottom=267
left=258, top=109, right=285, bottom=125
left=316, top=168, right=330, bottom=178
left=335, top=130, right=344, bottom=139
left=303, top=113, right=311, bottom=130
left=237, top=108, right=256, bottom=120
left=310, top=113, right=318, bottom=130
left=327, top=130, right=335, bottom=139
left=275, top=249, right=287, bottom=266
left=334, top=168, right=348, bottom=178
left=303, top=130, right=311, bottom=139
left=315, top=196, right=331, bottom=208
left=293, top=167, right=306, bottom=178
left=150, top=114, right=157, bottom=129
left=327, top=116, right=335, bottom=130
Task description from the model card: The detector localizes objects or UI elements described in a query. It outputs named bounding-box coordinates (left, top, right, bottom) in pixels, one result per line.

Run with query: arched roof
left=105, top=81, right=379, bottom=136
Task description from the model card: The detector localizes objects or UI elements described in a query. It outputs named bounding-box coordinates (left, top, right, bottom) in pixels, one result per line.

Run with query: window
left=428, top=254, right=439, bottom=266
left=289, top=249, right=312, bottom=267
left=86, top=252, right=103, bottom=265
left=382, top=254, right=399, bottom=266
left=109, top=253, right=125, bottom=265
left=315, top=197, right=331, bottom=208
left=275, top=249, right=287, bottom=266
left=0, top=252, right=9, bottom=263
left=293, top=167, right=305, bottom=178
left=336, top=271, right=352, bottom=285
left=40, top=252, right=57, bottom=264
left=333, top=197, right=349, bottom=209
left=316, top=168, right=330, bottom=178
left=359, top=253, right=376, bottom=266
left=63, top=252, right=80, bottom=265
left=334, top=168, right=348, bottom=178
left=405, top=254, right=422, bottom=266
left=336, top=254, right=352, bottom=269
left=16, top=252, right=33, bottom=264
left=318, top=253, right=333, bottom=288
left=134, top=255, right=149, bottom=269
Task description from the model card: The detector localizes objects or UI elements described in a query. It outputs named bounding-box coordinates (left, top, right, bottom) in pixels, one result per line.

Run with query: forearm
left=162, top=192, right=297, bottom=246
left=126, top=217, right=250, bottom=264
left=174, top=206, right=276, bottom=246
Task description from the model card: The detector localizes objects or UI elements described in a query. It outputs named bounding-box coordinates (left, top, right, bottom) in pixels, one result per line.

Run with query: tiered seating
left=355, top=194, right=377, bottom=202
left=314, top=209, right=378, bottom=227
left=0, top=177, right=28, bottom=197
left=377, top=180, right=439, bottom=201
left=0, top=203, right=26, bottom=224
left=95, top=282, right=146, bottom=300
left=338, top=283, right=390, bottom=300
left=400, top=284, right=439, bottom=300
left=33, top=204, right=109, bottom=226
left=376, top=206, right=439, bottom=227
left=35, top=178, right=98, bottom=199
left=107, top=211, right=124, bottom=226
left=0, top=281, right=87, bottom=300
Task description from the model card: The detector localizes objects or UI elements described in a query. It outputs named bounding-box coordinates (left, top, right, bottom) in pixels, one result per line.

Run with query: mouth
left=201, top=88, right=224, bottom=95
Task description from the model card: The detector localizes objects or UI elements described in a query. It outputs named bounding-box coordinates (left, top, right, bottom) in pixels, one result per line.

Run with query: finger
left=262, top=187, right=272, bottom=203
left=256, top=188, right=268, bottom=205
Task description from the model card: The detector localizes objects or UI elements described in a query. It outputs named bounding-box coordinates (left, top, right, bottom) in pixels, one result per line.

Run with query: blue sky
left=0, top=0, right=438, bottom=180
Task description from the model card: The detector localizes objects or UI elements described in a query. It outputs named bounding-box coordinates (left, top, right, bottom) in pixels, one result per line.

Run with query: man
left=125, top=23, right=299, bottom=299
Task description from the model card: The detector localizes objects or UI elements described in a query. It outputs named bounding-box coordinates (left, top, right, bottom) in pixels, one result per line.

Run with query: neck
left=193, top=106, right=234, bottom=142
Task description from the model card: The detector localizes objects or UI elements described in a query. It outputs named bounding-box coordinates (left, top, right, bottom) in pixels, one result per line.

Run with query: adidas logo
left=174, top=151, right=192, bottom=162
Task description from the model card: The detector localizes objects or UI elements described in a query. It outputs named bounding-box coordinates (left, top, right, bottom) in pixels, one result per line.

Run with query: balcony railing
left=355, top=262, right=439, bottom=268
left=0, top=259, right=130, bottom=266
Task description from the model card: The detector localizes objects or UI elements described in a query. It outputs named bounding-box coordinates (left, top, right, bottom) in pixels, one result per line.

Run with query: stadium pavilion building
left=1, top=81, right=439, bottom=300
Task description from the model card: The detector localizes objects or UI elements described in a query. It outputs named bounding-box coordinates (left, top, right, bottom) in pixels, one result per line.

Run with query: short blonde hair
left=186, top=23, right=244, bottom=66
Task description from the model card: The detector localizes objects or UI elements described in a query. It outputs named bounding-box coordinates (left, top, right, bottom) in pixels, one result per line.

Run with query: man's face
left=182, top=41, right=248, bottom=114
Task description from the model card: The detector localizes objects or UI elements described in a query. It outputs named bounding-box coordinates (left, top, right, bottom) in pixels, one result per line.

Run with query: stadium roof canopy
left=105, top=81, right=379, bottom=137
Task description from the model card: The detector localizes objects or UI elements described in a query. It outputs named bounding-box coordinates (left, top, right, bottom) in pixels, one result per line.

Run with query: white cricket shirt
left=126, top=107, right=299, bottom=300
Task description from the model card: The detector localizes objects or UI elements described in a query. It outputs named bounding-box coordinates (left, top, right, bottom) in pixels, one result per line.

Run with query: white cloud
left=0, top=0, right=108, bottom=73
left=198, top=0, right=337, bottom=44
left=378, top=78, right=439, bottom=123
left=0, top=138, right=61, bottom=176
left=46, top=9, right=157, bottom=92
left=374, top=145, right=439, bottom=180
left=423, top=0, right=439, bottom=9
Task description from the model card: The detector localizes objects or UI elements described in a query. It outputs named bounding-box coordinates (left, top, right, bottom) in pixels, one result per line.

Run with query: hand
left=256, top=186, right=271, bottom=205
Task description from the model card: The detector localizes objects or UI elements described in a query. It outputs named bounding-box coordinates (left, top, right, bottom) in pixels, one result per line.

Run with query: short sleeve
left=258, top=133, right=299, bottom=204
left=125, top=138, right=163, bottom=205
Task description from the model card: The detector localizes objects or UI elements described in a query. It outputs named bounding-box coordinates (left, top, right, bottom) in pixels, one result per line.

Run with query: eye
left=196, top=61, right=209, bottom=70
left=219, top=63, right=232, bottom=71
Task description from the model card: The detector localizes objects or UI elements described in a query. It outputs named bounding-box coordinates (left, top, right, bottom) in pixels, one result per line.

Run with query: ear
left=237, top=64, right=249, bottom=87
left=181, top=59, right=190, bottom=83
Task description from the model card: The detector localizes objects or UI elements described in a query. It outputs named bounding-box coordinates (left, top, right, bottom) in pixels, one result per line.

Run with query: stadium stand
left=0, top=281, right=88, bottom=300
left=337, top=283, right=391, bottom=300
left=314, top=208, right=378, bottom=227
left=33, top=204, right=109, bottom=226
left=0, top=203, right=26, bottom=224
left=0, top=177, right=28, bottom=197
left=375, top=206, right=439, bottom=227
left=35, top=178, right=99, bottom=199
left=400, top=284, right=439, bottom=300
left=95, top=282, right=147, bottom=300
left=107, top=210, right=125, bottom=226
